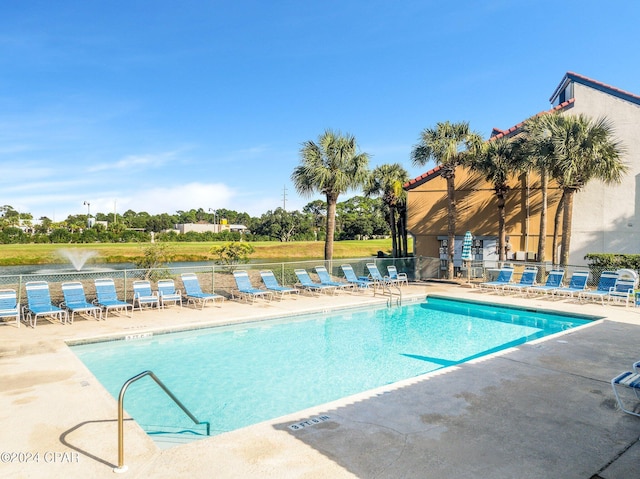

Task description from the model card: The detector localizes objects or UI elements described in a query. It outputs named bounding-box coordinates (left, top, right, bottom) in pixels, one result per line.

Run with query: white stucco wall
left=561, top=82, right=640, bottom=265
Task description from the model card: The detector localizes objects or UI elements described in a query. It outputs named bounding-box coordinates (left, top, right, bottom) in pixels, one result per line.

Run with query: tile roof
left=550, top=71, right=640, bottom=106
left=489, top=99, right=574, bottom=141
left=405, top=72, right=640, bottom=190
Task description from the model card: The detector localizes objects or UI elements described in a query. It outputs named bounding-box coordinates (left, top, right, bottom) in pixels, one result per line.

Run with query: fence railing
left=0, top=256, right=616, bottom=307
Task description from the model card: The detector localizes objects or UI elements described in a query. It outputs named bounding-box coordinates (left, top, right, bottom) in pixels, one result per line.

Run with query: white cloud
left=87, top=149, right=187, bottom=172
left=114, top=182, right=235, bottom=215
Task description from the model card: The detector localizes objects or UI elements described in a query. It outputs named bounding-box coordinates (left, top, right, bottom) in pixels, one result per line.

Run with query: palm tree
left=364, top=163, right=409, bottom=257
left=411, top=121, right=483, bottom=278
left=520, top=114, right=558, bottom=264
left=549, top=114, right=627, bottom=265
left=465, top=136, right=526, bottom=261
left=292, top=130, right=370, bottom=260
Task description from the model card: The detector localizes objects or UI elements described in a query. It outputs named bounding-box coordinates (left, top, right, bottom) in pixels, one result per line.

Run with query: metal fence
left=0, top=256, right=617, bottom=307
left=0, top=257, right=421, bottom=307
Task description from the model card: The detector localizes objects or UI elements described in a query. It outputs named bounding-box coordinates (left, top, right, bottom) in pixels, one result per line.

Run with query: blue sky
left=2, top=0, right=639, bottom=221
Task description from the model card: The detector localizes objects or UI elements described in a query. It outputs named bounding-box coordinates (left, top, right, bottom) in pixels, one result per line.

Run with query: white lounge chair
left=527, top=270, right=564, bottom=296
left=232, top=271, right=273, bottom=303
left=61, top=281, right=102, bottom=323
left=612, top=363, right=640, bottom=417
left=132, top=280, right=160, bottom=310
left=157, top=279, right=183, bottom=308
left=579, top=271, right=618, bottom=305
left=552, top=271, right=589, bottom=298
left=341, top=264, right=373, bottom=289
left=503, top=267, right=537, bottom=294
left=0, top=289, right=20, bottom=327
left=386, top=265, right=408, bottom=286
left=315, top=266, right=354, bottom=291
left=23, top=281, right=68, bottom=327
left=180, top=273, right=225, bottom=309
left=294, top=269, right=336, bottom=295
left=606, top=278, right=636, bottom=307
left=260, top=270, right=299, bottom=299
left=94, top=278, right=133, bottom=318
left=478, top=267, right=514, bottom=292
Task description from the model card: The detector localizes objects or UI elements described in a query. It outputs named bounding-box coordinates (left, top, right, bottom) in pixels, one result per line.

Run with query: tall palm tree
left=292, top=130, right=370, bottom=260
left=520, top=114, right=558, bottom=264
left=411, top=121, right=483, bottom=279
left=364, top=163, right=409, bottom=257
left=549, top=114, right=627, bottom=265
left=465, top=136, right=526, bottom=261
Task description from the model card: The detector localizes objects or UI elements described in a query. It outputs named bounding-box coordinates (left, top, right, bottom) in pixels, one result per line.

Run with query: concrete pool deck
left=1, top=282, right=639, bottom=478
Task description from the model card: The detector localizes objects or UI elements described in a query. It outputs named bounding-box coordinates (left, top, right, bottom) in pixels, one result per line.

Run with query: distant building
left=405, top=72, right=640, bottom=267
left=174, top=223, right=248, bottom=234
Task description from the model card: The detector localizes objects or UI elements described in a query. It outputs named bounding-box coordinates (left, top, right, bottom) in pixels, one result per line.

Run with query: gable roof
left=550, top=71, right=640, bottom=106
left=403, top=99, right=574, bottom=190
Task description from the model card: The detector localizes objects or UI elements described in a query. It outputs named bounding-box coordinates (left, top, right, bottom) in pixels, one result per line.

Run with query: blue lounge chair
left=232, top=270, right=273, bottom=303
left=0, top=289, right=20, bottom=327
left=386, top=265, right=408, bottom=286
left=180, top=273, right=225, bottom=309
left=61, top=281, right=102, bottom=323
left=503, top=267, right=538, bottom=294
left=94, top=278, right=133, bottom=318
left=478, top=267, right=514, bottom=291
left=611, top=364, right=640, bottom=417
left=259, top=270, right=299, bottom=299
left=157, top=279, right=183, bottom=308
left=341, top=264, right=373, bottom=289
left=527, top=270, right=565, bottom=296
left=132, top=280, right=160, bottom=310
left=366, top=263, right=395, bottom=286
left=606, top=278, right=636, bottom=307
left=552, top=271, right=589, bottom=298
left=23, top=281, right=68, bottom=327
left=315, top=266, right=354, bottom=291
left=294, top=269, right=336, bottom=295
left=579, top=271, right=618, bottom=305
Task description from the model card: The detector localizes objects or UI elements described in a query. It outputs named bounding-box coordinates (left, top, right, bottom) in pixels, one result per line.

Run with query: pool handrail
left=114, top=370, right=210, bottom=473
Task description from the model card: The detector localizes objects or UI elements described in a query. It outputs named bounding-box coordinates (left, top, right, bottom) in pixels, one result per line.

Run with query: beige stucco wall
left=406, top=167, right=563, bottom=262
left=562, top=83, right=640, bottom=264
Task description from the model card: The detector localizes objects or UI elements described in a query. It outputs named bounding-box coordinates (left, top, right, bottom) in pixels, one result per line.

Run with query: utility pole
left=282, top=185, right=287, bottom=211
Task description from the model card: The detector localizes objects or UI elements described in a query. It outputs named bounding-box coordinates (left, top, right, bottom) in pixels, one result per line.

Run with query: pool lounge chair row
left=479, top=268, right=637, bottom=305
left=230, top=263, right=409, bottom=301
left=5, top=264, right=411, bottom=327
left=7, top=273, right=226, bottom=328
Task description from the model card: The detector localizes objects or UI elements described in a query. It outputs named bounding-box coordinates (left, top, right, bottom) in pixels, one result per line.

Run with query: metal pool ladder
left=376, top=282, right=402, bottom=307
left=114, top=370, right=210, bottom=474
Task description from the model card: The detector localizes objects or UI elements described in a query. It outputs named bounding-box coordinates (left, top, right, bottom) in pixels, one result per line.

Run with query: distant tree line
left=0, top=196, right=393, bottom=245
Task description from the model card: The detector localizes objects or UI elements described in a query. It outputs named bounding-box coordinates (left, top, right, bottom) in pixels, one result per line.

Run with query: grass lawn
left=0, top=239, right=407, bottom=266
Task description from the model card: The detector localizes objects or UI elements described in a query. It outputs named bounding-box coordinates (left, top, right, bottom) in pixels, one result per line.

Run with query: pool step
left=141, top=424, right=211, bottom=449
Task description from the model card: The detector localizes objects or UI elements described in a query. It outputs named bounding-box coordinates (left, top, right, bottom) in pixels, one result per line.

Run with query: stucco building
left=405, top=72, right=640, bottom=270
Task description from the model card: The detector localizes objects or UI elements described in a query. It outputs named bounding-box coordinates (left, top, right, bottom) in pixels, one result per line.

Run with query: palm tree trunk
left=497, top=193, right=506, bottom=261
left=537, top=168, right=548, bottom=263
left=560, top=188, right=575, bottom=266
left=552, top=192, right=566, bottom=266
left=446, top=175, right=456, bottom=279
left=401, top=211, right=408, bottom=257
left=389, top=208, right=398, bottom=257
left=325, top=194, right=337, bottom=261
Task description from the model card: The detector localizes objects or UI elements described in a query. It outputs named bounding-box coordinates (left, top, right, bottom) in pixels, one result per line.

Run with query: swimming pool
left=70, top=297, right=596, bottom=438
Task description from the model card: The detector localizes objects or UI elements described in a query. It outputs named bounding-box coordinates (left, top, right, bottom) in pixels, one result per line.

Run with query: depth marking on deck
left=288, top=415, right=331, bottom=431
left=125, top=332, right=153, bottom=341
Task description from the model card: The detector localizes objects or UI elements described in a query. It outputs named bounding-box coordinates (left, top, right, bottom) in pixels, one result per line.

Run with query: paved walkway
left=1, top=283, right=639, bottom=478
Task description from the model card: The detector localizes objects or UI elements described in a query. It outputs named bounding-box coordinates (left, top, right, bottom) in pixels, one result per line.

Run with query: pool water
left=71, top=297, right=593, bottom=437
